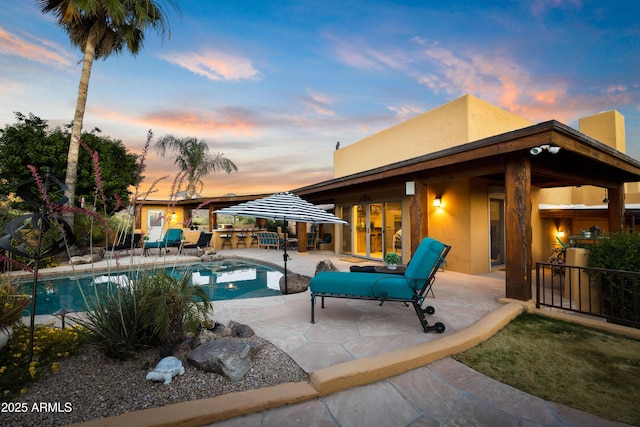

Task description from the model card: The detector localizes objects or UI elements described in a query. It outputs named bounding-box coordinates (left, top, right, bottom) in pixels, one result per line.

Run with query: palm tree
left=37, top=0, right=180, bottom=227
left=155, top=135, right=238, bottom=198
left=140, top=271, right=212, bottom=357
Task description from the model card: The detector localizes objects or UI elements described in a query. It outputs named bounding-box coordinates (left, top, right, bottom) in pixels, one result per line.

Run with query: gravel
left=3, top=336, right=309, bottom=427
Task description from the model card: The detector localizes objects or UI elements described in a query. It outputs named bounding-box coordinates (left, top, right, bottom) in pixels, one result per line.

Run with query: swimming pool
left=18, top=259, right=284, bottom=316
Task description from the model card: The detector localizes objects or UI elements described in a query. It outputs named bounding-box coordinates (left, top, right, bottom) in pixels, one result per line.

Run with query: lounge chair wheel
left=424, top=306, right=435, bottom=315
left=434, top=322, right=445, bottom=333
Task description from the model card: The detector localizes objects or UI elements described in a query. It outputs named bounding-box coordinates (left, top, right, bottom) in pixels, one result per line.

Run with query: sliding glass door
left=350, top=201, right=402, bottom=260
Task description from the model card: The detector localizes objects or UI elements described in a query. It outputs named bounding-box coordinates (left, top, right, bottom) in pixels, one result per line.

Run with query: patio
left=27, top=248, right=629, bottom=427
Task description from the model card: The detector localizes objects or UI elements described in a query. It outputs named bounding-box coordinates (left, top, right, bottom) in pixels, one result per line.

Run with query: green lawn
left=453, top=312, right=640, bottom=426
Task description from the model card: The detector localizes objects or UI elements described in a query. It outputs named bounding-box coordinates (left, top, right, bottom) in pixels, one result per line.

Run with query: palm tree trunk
left=64, top=37, right=96, bottom=229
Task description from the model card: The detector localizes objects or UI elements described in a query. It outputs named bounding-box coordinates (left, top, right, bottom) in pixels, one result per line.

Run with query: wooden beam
left=505, top=154, right=532, bottom=301
left=608, top=183, right=625, bottom=233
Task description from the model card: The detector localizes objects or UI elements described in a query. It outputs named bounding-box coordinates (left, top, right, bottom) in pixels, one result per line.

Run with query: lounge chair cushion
left=310, top=237, right=446, bottom=298
left=310, top=272, right=415, bottom=300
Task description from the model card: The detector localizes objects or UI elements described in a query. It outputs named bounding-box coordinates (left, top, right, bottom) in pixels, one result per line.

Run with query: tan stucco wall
left=138, top=204, right=185, bottom=237
left=427, top=178, right=491, bottom=275
left=579, top=110, right=626, bottom=152
left=569, top=110, right=629, bottom=205
left=541, top=109, right=637, bottom=207
left=333, top=94, right=533, bottom=178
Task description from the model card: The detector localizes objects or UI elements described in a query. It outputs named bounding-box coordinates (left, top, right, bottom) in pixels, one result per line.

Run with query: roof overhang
left=294, top=120, right=640, bottom=201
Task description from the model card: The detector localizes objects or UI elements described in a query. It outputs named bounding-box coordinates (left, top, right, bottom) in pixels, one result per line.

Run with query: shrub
left=77, top=270, right=213, bottom=359
left=587, top=233, right=640, bottom=326
left=587, top=232, right=640, bottom=271
left=0, top=280, right=30, bottom=333
left=139, top=271, right=212, bottom=357
left=0, top=323, right=89, bottom=400
left=76, top=280, right=158, bottom=360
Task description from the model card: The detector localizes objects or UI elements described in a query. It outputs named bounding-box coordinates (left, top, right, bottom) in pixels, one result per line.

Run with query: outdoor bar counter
left=211, top=227, right=263, bottom=249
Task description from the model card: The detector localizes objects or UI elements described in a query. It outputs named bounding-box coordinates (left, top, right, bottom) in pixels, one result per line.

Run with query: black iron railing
left=536, top=262, right=640, bottom=329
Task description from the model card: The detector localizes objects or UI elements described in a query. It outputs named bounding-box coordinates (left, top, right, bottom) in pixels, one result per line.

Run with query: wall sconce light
left=433, top=196, right=442, bottom=208
left=556, top=229, right=565, bottom=238
left=405, top=181, right=415, bottom=195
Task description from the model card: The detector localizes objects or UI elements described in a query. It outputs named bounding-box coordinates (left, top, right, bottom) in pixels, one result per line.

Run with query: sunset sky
left=1, top=1, right=638, bottom=199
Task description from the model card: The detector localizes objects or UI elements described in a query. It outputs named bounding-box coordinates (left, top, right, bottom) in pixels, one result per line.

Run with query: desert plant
left=0, top=280, right=30, bottom=334
left=77, top=281, right=157, bottom=360
left=139, top=271, right=212, bottom=357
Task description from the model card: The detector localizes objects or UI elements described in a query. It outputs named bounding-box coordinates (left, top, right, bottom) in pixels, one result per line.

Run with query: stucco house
left=136, top=94, right=640, bottom=301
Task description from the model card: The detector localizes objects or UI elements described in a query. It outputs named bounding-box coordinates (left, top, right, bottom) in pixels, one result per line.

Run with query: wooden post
left=607, top=183, right=625, bottom=233
left=297, top=222, right=307, bottom=253
left=409, top=180, right=426, bottom=255
left=505, top=154, right=532, bottom=301
left=209, top=206, right=217, bottom=232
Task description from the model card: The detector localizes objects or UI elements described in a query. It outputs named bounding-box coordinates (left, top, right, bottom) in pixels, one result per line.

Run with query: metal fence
left=535, top=262, right=640, bottom=329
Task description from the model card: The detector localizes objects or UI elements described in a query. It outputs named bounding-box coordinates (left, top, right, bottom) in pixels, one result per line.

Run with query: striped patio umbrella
left=215, top=192, right=347, bottom=293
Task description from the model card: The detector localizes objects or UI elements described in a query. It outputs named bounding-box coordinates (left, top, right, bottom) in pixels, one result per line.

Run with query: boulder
left=223, top=320, right=255, bottom=338
left=279, top=273, right=310, bottom=294
left=201, top=253, right=224, bottom=262
left=188, top=339, right=264, bottom=382
left=69, top=254, right=102, bottom=265
left=315, top=259, right=340, bottom=275
left=192, top=321, right=254, bottom=348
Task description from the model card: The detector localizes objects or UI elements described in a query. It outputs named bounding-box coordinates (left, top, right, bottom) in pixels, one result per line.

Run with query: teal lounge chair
left=143, top=228, right=183, bottom=256
left=310, top=237, right=451, bottom=333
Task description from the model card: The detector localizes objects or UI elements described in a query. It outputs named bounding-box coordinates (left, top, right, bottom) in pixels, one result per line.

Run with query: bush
left=77, top=270, right=213, bottom=359
left=0, top=281, right=30, bottom=333
left=0, top=323, right=89, bottom=400
left=587, top=232, right=640, bottom=271
left=587, top=233, right=640, bottom=326
left=76, top=280, right=158, bottom=360
left=139, top=271, right=212, bottom=357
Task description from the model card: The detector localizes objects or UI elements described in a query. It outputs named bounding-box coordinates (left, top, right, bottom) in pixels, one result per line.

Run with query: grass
left=453, top=312, right=640, bottom=426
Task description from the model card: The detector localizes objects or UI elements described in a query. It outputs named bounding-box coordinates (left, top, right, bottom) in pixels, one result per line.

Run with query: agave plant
left=139, top=271, right=213, bottom=357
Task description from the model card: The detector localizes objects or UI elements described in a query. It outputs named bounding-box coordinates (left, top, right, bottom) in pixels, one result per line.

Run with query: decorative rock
left=188, top=339, right=264, bottom=382
left=279, top=272, right=310, bottom=294
left=315, top=259, right=340, bottom=275
left=201, top=253, right=223, bottom=262
left=69, top=254, right=102, bottom=265
left=224, top=320, right=255, bottom=338
left=146, top=356, right=185, bottom=385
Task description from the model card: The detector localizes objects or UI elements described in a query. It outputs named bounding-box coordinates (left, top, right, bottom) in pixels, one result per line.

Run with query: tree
left=140, top=271, right=212, bottom=357
left=155, top=135, right=238, bottom=198
left=37, top=0, right=180, bottom=226
left=0, top=112, right=138, bottom=213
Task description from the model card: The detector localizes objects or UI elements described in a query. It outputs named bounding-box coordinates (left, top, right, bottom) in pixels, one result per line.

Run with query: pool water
left=17, top=259, right=284, bottom=316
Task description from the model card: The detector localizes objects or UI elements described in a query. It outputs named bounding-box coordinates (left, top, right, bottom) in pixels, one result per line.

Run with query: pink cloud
left=160, top=49, right=260, bottom=81
left=300, top=90, right=335, bottom=116
left=88, top=105, right=259, bottom=138
left=0, top=27, right=73, bottom=67
left=418, top=46, right=578, bottom=123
